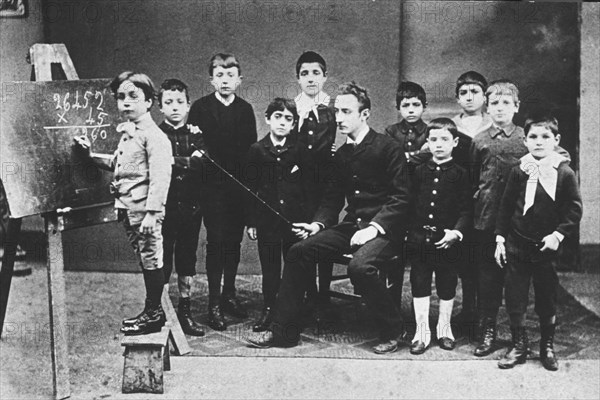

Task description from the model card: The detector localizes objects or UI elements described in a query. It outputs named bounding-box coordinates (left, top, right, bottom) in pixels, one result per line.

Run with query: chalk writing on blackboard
left=0, top=79, right=120, bottom=218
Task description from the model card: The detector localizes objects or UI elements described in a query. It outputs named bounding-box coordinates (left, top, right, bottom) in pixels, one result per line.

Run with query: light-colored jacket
left=92, top=112, right=172, bottom=213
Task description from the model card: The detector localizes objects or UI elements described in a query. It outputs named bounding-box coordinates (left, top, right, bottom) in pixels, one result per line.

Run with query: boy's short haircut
left=485, top=79, right=519, bottom=104
left=524, top=109, right=560, bottom=137
left=427, top=117, right=459, bottom=138
left=396, top=81, right=427, bottom=109
left=295, top=51, right=327, bottom=78
left=110, top=71, right=156, bottom=106
left=209, top=53, right=241, bottom=76
left=338, top=81, right=370, bottom=112
left=455, top=71, right=488, bottom=97
left=158, top=78, right=189, bottom=105
left=265, top=97, right=299, bottom=121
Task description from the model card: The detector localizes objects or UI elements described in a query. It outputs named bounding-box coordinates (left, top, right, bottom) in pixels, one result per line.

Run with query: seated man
left=245, top=81, right=410, bottom=354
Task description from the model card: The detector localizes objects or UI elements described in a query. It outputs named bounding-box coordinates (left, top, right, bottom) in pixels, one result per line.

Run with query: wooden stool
left=121, top=326, right=171, bottom=394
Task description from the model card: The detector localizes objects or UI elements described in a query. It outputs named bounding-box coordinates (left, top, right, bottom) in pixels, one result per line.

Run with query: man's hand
left=191, top=150, right=204, bottom=158
left=494, top=242, right=507, bottom=269
left=292, top=222, right=321, bottom=240
left=73, top=135, right=91, bottom=156
left=350, top=226, right=378, bottom=248
left=247, top=227, right=257, bottom=241
left=435, top=229, right=460, bottom=249
left=540, top=234, right=560, bottom=252
left=140, top=212, right=159, bottom=235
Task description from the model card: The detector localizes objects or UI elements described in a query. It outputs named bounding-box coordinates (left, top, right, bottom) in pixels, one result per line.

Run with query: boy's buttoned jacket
left=245, top=135, right=315, bottom=231
left=109, top=114, right=173, bottom=213
left=408, top=159, right=472, bottom=238
left=314, top=129, right=410, bottom=240
left=159, top=121, right=208, bottom=208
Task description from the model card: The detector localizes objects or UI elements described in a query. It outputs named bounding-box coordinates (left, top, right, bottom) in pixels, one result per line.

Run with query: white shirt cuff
left=552, top=231, right=565, bottom=243
left=447, top=229, right=463, bottom=241
left=369, top=222, right=385, bottom=235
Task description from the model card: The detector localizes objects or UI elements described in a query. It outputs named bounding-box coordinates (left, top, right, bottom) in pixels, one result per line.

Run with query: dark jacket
left=495, top=161, right=582, bottom=242
left=159, top=121, right=209, bottom=209
left=245, top=135, right=315, bottom=232
left=187, top=93, right=257, bottom=188
left=314, top=129, right=410, bottom=239
left=384, top=119, right=429, bottom=165
left=408, top=158, right=472, bottom=241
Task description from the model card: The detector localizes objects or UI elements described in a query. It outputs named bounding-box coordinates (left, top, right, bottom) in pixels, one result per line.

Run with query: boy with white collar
left=494, top=111, right=582, bottom=371
left=405, top=118, right=472, bottom=355
left=245, top=98, right=315, bottom=332
left=294, top=51, right=337, bottom=305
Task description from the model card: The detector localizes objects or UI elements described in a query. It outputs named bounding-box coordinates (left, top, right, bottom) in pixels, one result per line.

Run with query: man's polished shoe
left=208, top=304, right=227, bottom=331
left=221, top=294, right=248, bottom=319
left=373, top=339, right=399, bottom=354
left=245, top=330, right=276, bottom=349
left=373, top=331, right=407, bottom=354
left=410, top=341, right=428, bottom=355
left=177, top=297, right=205, bottom=337
left=438, top=337, right=456, bottom=351
left=120, top=305, right=165, bottom=336
left=252, top=307, right=273, bottom=332
left=498, top=327, right=529, bottom=369
left=474, top=318, right=497, bottom=357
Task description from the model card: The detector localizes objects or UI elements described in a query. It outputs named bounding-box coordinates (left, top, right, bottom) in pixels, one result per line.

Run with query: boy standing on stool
left=187, top=53, right=257, bottom=331
left=495, top=111, right=582, bottom=371
left=246, top=98, right=315, bottom=332
left=75, top=72, right=172, bottom=336
left=158, top=79, right=207, bottom=337
left=406, top=118, right=472, bottom=354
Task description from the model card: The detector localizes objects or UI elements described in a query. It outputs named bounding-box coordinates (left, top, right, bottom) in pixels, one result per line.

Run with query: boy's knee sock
left=412, top=296, right=431, bottom=346
left=437, top=298, right=455, bottom=340
left=178, top=275, right=193, bottom=298
left=143, top=268, right=165, bottom=308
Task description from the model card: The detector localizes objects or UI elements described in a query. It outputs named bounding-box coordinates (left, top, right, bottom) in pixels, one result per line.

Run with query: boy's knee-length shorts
left=120, top=209, right=164, bottom=271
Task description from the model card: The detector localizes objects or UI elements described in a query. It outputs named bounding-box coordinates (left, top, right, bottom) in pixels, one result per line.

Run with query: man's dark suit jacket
left=313, top=128, right=410, bottom=241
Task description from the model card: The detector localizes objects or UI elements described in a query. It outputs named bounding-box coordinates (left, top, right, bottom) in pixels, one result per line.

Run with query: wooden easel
left=0, top=44, right=189, bottom=400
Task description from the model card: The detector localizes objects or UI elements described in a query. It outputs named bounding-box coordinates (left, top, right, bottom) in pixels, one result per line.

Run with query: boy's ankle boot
left=540, top=324, right=558, bottom=371
left=122, top=299, right=151, bottom=326
left=498, top=327, right=528, bottom=369
left=120, top=303, right=166, bottom=336
left=208, top=303, right=227, bottom=331
left=177, top=297, right=205, bottom=337
left=474, top=317, right=497, bottom=357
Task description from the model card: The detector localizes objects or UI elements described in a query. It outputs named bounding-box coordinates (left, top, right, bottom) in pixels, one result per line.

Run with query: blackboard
left=0, top=79, right=120, bottom=218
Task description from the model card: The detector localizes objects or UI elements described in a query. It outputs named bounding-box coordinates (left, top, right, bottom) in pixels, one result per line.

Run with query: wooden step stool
left=121, top=326, right=171, bottom=394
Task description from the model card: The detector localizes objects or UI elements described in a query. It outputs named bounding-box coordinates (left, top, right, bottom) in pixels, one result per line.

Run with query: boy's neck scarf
left=520, top=152, right=566, bottom=214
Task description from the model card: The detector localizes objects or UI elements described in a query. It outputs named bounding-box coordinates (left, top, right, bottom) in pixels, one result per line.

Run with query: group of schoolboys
left=74, top=51, right=581, bottom=372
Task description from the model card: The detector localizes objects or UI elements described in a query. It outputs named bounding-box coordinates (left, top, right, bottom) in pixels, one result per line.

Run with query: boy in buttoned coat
left=245, top=98, right=315, bottom=332
left=405, top=118, right=472, bottom=355
left=75, top=71, right=173, bottom=336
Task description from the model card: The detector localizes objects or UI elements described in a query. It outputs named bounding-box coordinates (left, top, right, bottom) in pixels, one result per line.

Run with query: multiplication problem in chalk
left=48, top=88, right=111, bottom=143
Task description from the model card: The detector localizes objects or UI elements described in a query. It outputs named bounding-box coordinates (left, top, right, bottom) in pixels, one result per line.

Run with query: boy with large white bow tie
left=494, top=111, right=582, bottom=371
left=74, top=71, right=173, bottom=336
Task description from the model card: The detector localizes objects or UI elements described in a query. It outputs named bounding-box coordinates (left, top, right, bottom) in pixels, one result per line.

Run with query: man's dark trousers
left=271, top=222, right=404, bottom=345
